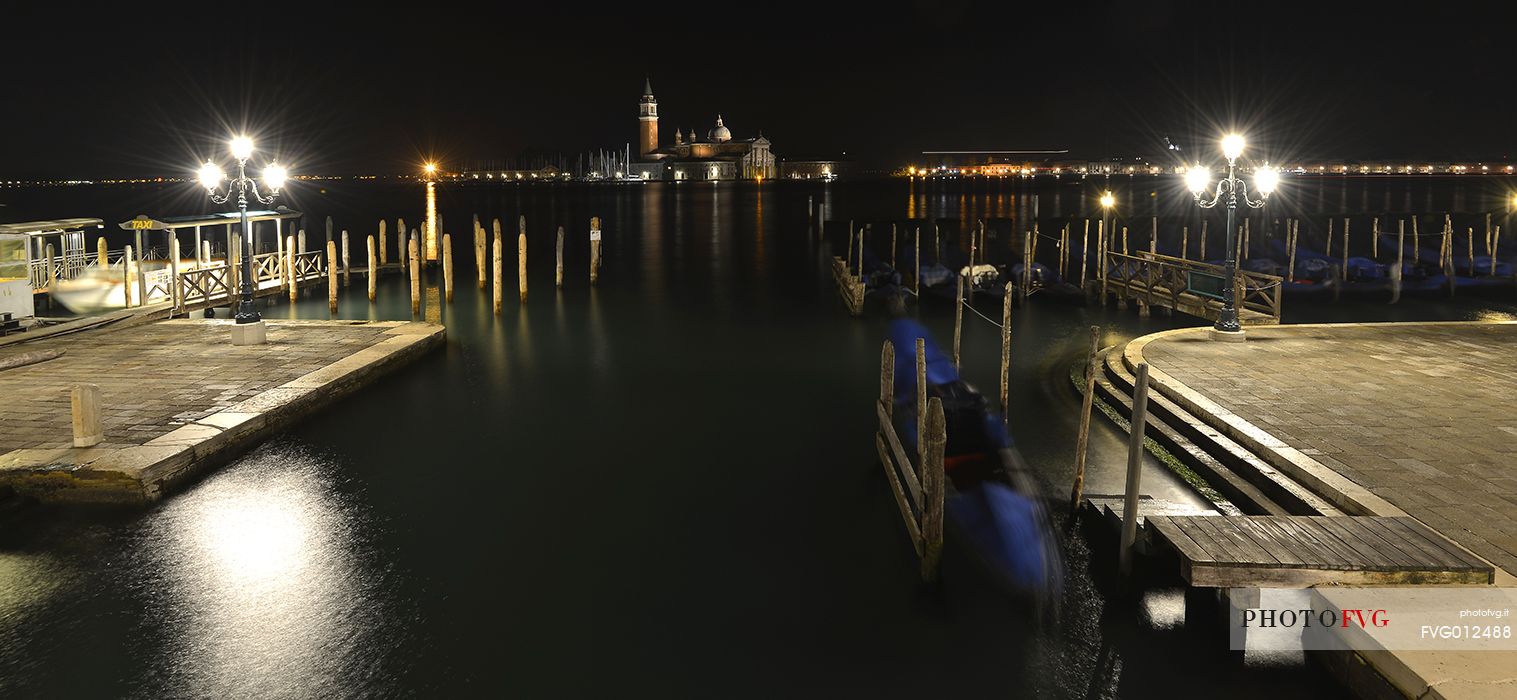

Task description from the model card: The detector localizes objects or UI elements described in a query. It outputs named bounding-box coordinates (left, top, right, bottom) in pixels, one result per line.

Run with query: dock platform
left=1146, top=515, right=1493, bottom=587
left=0, top=318, right=444, bottom=503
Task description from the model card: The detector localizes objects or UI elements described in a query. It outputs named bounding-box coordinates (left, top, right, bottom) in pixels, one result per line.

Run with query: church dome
left=708, top=115, right=731, bottom=143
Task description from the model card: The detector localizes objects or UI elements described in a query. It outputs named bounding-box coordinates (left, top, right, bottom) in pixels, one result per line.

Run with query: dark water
left=4, top=179, right=1516, bottom=697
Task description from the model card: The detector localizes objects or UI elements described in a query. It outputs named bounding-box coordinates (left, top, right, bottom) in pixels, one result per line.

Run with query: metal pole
left=235, top=160, right=259, bottom=324
left=1215, top=164, right=1242, bottom=334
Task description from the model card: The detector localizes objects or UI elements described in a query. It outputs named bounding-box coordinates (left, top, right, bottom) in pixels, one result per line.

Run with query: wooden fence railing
left=177, top=263, right=233, bottom=311
left=1104, top=250, right=1282, bottom=324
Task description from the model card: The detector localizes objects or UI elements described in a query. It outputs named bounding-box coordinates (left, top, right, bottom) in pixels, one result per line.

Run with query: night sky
left=6, top=2, right=1515, bottom=178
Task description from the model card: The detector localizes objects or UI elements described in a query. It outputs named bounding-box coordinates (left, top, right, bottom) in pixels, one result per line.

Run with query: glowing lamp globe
left=1185, top=165, right=1211, bottom=194
left=1099, top=191, right=1115, bottom=209
left=1221, top=134, right=1245, bottom=162
left=264, top=163, right=288, bottom=191
left=198, top=161, right=224, bottom=191
left=1255, top=166, right=1280, bottom=195
left=230, top=136, right=254, bottom=161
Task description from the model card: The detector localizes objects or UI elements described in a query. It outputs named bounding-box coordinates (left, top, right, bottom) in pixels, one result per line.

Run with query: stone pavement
left=0, top=319, right=444, bottom=502
left=1133, top=322, right=1517, bottom=578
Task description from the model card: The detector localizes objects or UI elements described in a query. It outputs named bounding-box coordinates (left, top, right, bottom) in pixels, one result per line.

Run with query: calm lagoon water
left=4, top=178, right=1514, bottom=697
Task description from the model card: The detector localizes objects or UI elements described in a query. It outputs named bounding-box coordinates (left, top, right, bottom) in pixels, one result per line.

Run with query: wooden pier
left=1103, top=250, right=1282, bottom=325
left=1144, top=515, right=1493, bottom=588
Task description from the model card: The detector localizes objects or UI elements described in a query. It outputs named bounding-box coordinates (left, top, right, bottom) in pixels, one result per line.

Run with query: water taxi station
left=0, top=212, right=442, bottom=503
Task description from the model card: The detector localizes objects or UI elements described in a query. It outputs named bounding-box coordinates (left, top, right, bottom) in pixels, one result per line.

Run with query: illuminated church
left=632, top=78, right=777, bottom=181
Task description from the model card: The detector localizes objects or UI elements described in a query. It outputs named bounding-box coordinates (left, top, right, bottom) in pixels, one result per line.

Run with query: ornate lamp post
left=198, top=136, right=286, bottom=344
left=1185, top=134, right=1279, bottom=341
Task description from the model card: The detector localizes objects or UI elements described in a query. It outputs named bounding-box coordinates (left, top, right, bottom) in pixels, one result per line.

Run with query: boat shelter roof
left=0, top=218, right=105, bottom=236
left=118, top=208, right=302, bottom=231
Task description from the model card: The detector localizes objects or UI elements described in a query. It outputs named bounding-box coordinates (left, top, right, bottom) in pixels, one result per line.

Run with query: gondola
left=885, top=317, right=1063, bottom=600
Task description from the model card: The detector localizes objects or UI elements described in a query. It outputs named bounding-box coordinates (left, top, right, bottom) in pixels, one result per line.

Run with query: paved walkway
left=0, top=321, right=393, bottom=453
left=0, top=319, right=443, bottom=502
left=1135, top=322, right=1517, bottom=578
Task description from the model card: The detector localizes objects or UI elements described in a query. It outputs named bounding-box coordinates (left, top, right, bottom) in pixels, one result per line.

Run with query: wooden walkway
left=1146, top=515, right=1493, bottom=587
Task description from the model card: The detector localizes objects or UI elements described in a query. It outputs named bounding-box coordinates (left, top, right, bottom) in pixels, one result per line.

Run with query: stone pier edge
left=1125, top=321, right=1517, bottom=700
left=0, top=319, right=445, bottom=504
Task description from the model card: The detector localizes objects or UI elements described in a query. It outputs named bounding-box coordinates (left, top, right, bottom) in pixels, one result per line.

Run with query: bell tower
left=638, top=76, right=658, bottom=158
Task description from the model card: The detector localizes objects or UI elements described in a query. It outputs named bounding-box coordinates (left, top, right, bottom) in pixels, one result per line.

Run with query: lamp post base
left=230, top=320, right=268, bottom=346
left=1207, top=327, right=1247, bottom=343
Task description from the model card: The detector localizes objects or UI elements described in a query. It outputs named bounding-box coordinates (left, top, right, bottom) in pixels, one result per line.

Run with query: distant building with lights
left=632, top=78, right=778, bottom=182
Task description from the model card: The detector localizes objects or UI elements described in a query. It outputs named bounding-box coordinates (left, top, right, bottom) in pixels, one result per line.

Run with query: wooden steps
left=1146, top=515, right=1494, bottom=588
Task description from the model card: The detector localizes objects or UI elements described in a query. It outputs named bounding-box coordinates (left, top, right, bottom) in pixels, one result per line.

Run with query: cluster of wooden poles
left=281, top=215, right=605, bottom=315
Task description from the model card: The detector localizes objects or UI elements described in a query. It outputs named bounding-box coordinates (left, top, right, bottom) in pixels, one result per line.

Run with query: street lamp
left=423, top=162, right=438, bottom=181
left=198, top=134, right=286, bottom=343
left=1186, top=133, right=1278, bottom=341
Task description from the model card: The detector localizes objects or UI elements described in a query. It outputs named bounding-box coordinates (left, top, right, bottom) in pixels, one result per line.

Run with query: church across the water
left=632, top=78, right=777, bottom=181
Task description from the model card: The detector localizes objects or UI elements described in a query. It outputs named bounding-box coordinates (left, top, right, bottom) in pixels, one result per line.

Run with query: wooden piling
left=518, top=231, right=528, bottom=304
left=123, top=245, right=134, bottom=307
left=327, top=240, right=339, bottom=312
left=1372, top=217, right=1380, bottom=259
left=367, top=235, right=377, bottom=302
left=846, top=220, right=854, bottom=270
left=1118, top=362, right=1152, bottom=582
left=341, top=231, right=350, bottom=287
left=1342, top=219, right=1350, bottom=279
left=97, top=237, right=107, bottom=269
left=1060, top=223, right=1070, bottom=280
left=229, top=235, right=240, bottom=296
left=1200, top=220, right=1208, bottom=260
left=999, top=283, right=1012, bottom=424
left=1412, top=215, right=1420, bottom=264
left=492, top=228, right=503, bottom=315
left=1326, top=218, right=1334, bottom=257
left=1070, top=325, right=1100, bottom=514
left=914, top=226, right=921, bottom=296
left=71, top=383, right=103, bottom=448
left=1080, top=220, right=1090, bottom=286
left=916, top=337, right=927, bottom=465
left=555, top=225, right=564, bottom=288
left=409, top=233, right=421, bottom=315
left=1180, top=226, right=1189, bottom=261
left=880, top=340, right=894, bottom=421
left=1099, top=220, right=1108, bottom=305
left=379, top=220, right=388, bottom=266
left=1243, top=218, right=1251, bottom=260
left=1493, top=226, right=1502, bottom=276
left=1022, top=230, right=1033, bottom=303
left=1288, top=220, right=1298, bottom=283
left=590, top=217, right=603, bottom=286
left=443, top=233, right=454, bottom=302
left=952, top=273, right=963, bottom=369
left=967, top=224, right=977, bottom=304
left=920, top=396, right=946, bottom=581
left=167, top=240, right=179, bottom=311
left=397, top=218, right=407, bottom=272
left=1468, top=227, right=1476, bottom=276
left=476, top=221, right=488, bottom=289
left=298, top=228, right=306, bottom=255
left=287, top=236, right=298, bottom=303
left=891, top=223, right=897, bottom=270
left=44, top=243, right=55, bottom=307
left=1391, top=220, right=1404, bottom=304
left=1121, top=226, right=1128, bottom=255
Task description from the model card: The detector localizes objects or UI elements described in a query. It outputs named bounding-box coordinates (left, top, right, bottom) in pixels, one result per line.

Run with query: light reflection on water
left=131, top=443, right=403, bottom=698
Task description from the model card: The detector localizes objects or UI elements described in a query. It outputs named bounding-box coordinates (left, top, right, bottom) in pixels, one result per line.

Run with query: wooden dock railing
left=1104, top=251, right=1282, bottom=325
left=875, top=338, right=947, bottom=581
left=831, top=256, right=865, bottom=316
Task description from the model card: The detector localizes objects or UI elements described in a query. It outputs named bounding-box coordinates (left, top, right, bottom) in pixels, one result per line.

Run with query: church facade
left=632, top=78, right=777, bottom=182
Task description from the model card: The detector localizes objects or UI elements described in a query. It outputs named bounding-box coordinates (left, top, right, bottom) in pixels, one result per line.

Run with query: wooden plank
left=1386, top=516, right=1488, bottom=570
left=1234, top=518, right=1309, bottom=567
left=1146, top=515, right=1218, bottom=565
left=1190, top=514, right=1281, bottom=565
left=1270, top=517, right=1374, bottom=569
left=1314, top=516, right=1420, bottom=570
left=1358, top=517, right=1466, bottom=571
left=877, top=401, right=921, bottom=506
left=1173, top=516, right=1248, bottom=565
left=1184, top=562, right=1491, bottom=589
left=875, top=433, right=922, bottom=556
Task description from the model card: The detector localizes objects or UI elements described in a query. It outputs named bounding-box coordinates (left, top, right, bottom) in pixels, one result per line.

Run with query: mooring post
left=846, top=220, right=854, bottom=269
left=891, top=223, right=897, bottom=270
left=202, top=241, right=211, bottom=270
left=1098, top=220, right=1108, bottom=306
left=880, top=340, right=894, bottom=420
left=228, top=235, right=240, bottom=297
left=476, top=221, right=488, bottom=290
left=1070, top=325, right=1101, bottom=514
left=1342, top=219, right=1350, bottom=280
left=1199, top=220, right=1208, bottom=260
left=1373, top=217, right=1380, bottom=259
left=379, top=219, right=388, bottom=266
left=1180, top=225, right=1189, bottom=261
left=287, top=236, right=298, bottom=303
left=298, top=228, right=307, bottom=255
left=1468, top=227, right=1476, bottom=276
left=1121, top=226, right=1129, bottom=256
left=97, top=236, right=108, bottom=269
left=916, top=337, right=927, bottom=467
left=1118, top=361, right=1152, bottom=583
left=1243, top=218, right=1251, bottom=260
left=71, top=383, right=103, bottom=448
left=367, top=235, right=377, bottom=302
left=1492, top=225, right=1502, bottom=276
left=555, top=225, right=565, bottom=288
left=1080, top=220, right=1090, bottom=287
left=327, top=240, right=339, bottom=312
left=999, top=283, right=1012, bottom=424
left=1288, top=221, right=1298, bottom=283
left=1390, top=220, right=1405, bottom=304
left=920, top=397, right=946, bottom=582
left=443, top=233, right=454, bottom=302
left=518, top=225, right=528, bottom=304
left=123, top=245, right=134, bottom=307
left=1412, top=215, right=1420, bottom=264
left=342, top=230, right=351, bottom=288
left=492, top=228, right=503, bottom=315
left=43, top=243, right=55, bottom=309
left=1151, top=217, right=1158, bottom=257
left=167, top=240, right=179, bottom=312
left=914, top=226, right=921, bottom=296
left=967, top=223, right=978, bottom=305
left=1022, top=230, right=1032, bottom=304
left=397, top=218, right=407, bottom=273
left=590, top=217, right=603, bottom=286
left=952, top=273, right=964, bottom=369
left=409, top=233, right=421, bottom=316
